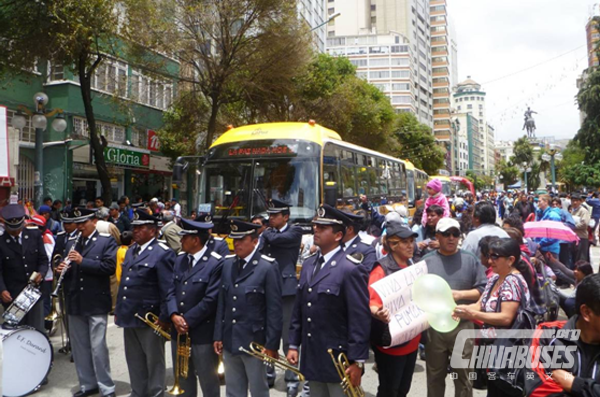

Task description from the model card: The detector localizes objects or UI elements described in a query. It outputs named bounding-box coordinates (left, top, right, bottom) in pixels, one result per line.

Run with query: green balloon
left=412, top=274, right=456, bottom=314
left=427, top=311, right=459, bottom=333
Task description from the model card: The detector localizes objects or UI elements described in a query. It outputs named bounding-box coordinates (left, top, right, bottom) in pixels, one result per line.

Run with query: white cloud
left=449, top=0, right=596, bottom=142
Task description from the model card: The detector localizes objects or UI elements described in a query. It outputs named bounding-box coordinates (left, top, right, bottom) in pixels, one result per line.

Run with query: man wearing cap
left=214, top=219, right=283, bottom=397
left=421, top=218, right=487, bottom=397
left=108, top=203, right=127, bottom=233
left=39, top=204, right=62, bottom=235
left=287, top=204, right=371, bottom=397
left=115, top=209, right=175, bottom=397
left=198, top=213, right=230, bottom=257
left=261, top=198, right=303, bottom=395
left=0, top=204, right=48, bottom=332
left=166, top=217, right=224, bottom=397
left=341, top=210, right=377, bottom=272
left=56, top=208, right=117, bottom=397
left=159, top=210, right=183, bottom=253
left=571, top=194, right=591, bottom=262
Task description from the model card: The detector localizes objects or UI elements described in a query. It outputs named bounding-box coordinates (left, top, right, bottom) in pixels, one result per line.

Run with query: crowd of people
left=0, top=181, right=599, bottom=397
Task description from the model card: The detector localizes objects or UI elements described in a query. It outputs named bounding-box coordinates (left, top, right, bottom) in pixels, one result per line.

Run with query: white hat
left=436, top=217, right=461, bottom=233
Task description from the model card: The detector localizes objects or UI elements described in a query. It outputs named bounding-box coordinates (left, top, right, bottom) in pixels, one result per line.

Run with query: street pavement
left=18, top=245, right=600, bottom=397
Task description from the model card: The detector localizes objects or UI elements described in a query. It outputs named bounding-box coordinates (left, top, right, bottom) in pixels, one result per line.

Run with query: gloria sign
left=103, top=146, right=150, bottom=169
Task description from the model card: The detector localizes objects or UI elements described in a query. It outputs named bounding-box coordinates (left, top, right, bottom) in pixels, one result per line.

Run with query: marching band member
left=0, top=203, right=48, bottom=332
left=214, top=219, right=283, bottom=397
left=167, top=217, right=223, bottom=397
left=197, top=212, right=231, bottom=258
left=115, top=209, right=175, bottom=397
left=341, top=210, right=377, bottom=272
left=56, top=208, right=117, bottom=397
left=287, top=204, right=371, bottom=397
left=53, top=210, right=79, bottom=259
left=261, top=199, right=303, bottom=396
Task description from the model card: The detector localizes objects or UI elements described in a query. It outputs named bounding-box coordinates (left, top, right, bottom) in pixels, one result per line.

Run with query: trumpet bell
left=167, top=385, right=185, bottom=396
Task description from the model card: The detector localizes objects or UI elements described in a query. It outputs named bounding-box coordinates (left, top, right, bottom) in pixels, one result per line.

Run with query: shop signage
left=147, top=129, right=160, bottom=152
left=0, top=106, right=9, bottom=178
left=103, top=146, right=150, bottom=169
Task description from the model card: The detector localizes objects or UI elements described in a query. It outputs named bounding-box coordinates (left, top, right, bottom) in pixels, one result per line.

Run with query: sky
left=449, top=0, right=598, bottom=142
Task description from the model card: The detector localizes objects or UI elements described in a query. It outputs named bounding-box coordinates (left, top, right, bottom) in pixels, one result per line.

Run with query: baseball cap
left=435, top=218, right=461, bottom=233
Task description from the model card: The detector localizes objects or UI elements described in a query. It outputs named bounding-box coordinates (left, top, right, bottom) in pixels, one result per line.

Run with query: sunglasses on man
left=439, top=230, right=460, bottom=238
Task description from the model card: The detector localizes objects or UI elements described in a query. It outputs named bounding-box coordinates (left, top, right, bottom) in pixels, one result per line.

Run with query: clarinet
left=51, top=232, right=82, bottom=298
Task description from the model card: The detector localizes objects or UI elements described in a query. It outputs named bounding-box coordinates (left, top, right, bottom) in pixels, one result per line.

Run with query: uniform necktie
left=187, top=254, right=194, bottom=270
left=238, top=258, right=246, bottom=273
left=313, top=256, right=325, bottom=278
left=133, top=246, right=140, bottom=259
left=13, top=236, right=21, bottom=248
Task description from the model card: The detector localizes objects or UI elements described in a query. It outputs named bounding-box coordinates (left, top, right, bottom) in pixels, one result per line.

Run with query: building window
left=369, top=58, right=389, bottom=67
left=18, top=154, right=35, bottom=202
left=350, top=59, right=368, bottom=67
left=73, top=117, right=126, bottom=144
left=391, top=96, right=412, bottom=104
left=369, top=71, right=390, bottom=79
left=369, top=46, right=390, bottom=54
left=7, top=109, right=35, bottom=143
left=131, top=71, right=174, bottom=110
left=467, top=104, right=473, bottom=110
left=371, top=16, right=376, bottom=24
left=47, top=62, right=65, bottom=81
left=391, top=58, right=409, bottom=66
left=371, top=4, right=376, bottom=11
left=91, top=58, right=128, bottom=96
left=328, top=7, right=335, bottom=15
left=391, top=70, right=410, bottom=78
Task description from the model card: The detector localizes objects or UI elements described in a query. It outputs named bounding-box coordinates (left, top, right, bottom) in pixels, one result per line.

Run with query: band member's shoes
left=287, top=385, right=299, bottom=397
left=72, top=388, right=99, bottom=397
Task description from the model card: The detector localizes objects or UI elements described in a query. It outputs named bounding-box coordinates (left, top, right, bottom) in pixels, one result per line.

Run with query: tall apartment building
left=586, top=6, right=600, bottom=69
left=326, top=0, right=433, bottom=127
left=299, top=0, right=328, bottom=52
left=453, top=77, right=494, bottom=174
left=455, top=113, right=483, bottom=175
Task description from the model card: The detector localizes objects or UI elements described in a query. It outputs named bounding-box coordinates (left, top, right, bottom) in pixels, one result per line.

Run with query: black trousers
left=574, top=238, right=590, bottom=263
left=372, top=347, right=418, bottom=397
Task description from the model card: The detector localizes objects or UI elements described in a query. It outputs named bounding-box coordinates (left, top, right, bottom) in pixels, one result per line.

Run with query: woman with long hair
left=453, top=238, right=534, bottom=397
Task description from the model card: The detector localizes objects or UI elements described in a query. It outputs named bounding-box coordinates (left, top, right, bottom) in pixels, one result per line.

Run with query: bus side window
left=357, top=166, right=370, bottom=196
left=341, top=162, right=356, bottom=198
left=323, top=158, right=341, bottom=207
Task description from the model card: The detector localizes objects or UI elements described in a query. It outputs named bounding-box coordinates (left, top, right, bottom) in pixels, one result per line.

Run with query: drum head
left=1, top=327, right=53, bottom=397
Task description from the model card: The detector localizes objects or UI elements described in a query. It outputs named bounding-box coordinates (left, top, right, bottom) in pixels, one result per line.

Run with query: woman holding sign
left=368, top=220, right=421, bottom=397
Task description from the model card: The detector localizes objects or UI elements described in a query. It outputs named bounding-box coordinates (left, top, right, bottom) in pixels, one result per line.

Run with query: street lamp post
left=542, top=145, right=563, bottom=194
left=522, top=162, right=528, bottom=193
left=11, top=92, right=67, bottom=208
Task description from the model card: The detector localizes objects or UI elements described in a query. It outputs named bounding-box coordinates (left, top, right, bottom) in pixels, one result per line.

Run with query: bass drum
left=0, top=326, right=53, bottom=397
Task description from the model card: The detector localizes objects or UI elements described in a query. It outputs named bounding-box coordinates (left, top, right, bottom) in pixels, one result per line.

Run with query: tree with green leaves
left=0, top=0, right=123, bottom=204
left=575, top=67, right=600, bottom=164
left=391, top=113, right=446, bottom=175
left=558, top=141, right=587, bottom=189
left=496, top=159, right=520, bottom=187
left=510, top=136, right=534, bottom=166
left=126, top=0, right=310, bottom=152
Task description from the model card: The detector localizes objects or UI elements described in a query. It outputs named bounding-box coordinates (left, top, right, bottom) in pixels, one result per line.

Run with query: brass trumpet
left=168, top=332, right=191, bottom=395
left=239, top=342, right=305, bottom=382
left=134, top=312, right=172, bottom=341
left=327, top=349, right=365, bottom=397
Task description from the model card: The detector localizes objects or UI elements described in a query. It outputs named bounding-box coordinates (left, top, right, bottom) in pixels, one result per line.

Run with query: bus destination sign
left=228, top=144, right=296, bottom=157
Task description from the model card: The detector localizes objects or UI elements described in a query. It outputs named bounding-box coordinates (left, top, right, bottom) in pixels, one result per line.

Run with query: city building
left=430, top=0, right=453, bottom=168
left=326, top=0, right=433, bottom=127
left=453, top=76, right=494, bottom=175
left=455, top=112, right=483, bottom=175
left=299, top=0, right=328, bottom=52
left=1, top=58, right=185, bottom=209
left=586, top=6, right=600, bottom=69
left=495, top=140, right=514, bottom=163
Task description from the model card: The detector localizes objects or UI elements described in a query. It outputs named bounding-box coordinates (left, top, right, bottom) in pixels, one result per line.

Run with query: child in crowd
left=421, top=178, right=450, bottom=226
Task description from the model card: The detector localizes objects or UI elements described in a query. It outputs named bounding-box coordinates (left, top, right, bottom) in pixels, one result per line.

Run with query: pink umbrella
left=524, top=221, right=579, bottom=242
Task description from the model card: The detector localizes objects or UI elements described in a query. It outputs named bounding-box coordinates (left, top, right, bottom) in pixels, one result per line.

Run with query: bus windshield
left=199, top=141, right=320, bottom=227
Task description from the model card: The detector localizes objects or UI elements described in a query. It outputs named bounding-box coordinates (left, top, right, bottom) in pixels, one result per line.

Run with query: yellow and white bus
left=174, top=121, right=428, bottom=231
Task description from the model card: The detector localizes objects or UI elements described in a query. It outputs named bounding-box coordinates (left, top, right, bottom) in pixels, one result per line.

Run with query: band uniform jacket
left=166, top=248, right=223, bottom=344
left=214, top=250, right=283, bottom=355
left=0, top=226, right=48, bottom=307
left=116, top=239, right=175, bottom=327
left=208, top=236, right=230, bottom=258
left=288, top=248, right=371, bottom=383
left=261, top=225, right=303, bottom=296
left=52, top=231, right=68, bottom=264
left=344, top=237, right=377, bottom=273
left=159, top=221, right=183, bottom=253
left=63, top=231, right=117, bottom=316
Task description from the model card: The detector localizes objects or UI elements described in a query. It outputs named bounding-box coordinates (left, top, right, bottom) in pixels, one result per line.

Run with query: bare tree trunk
left=205, top=97, right=220, bottom=152
left=78, top=54, right=113, bottom=205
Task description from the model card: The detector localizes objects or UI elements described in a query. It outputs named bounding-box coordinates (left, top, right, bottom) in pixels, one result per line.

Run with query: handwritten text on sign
left=370, top=261, right=429, bottom=347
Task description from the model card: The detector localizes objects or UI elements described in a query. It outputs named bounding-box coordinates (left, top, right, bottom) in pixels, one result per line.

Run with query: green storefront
left=0, top=58, right=188, bottom=210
